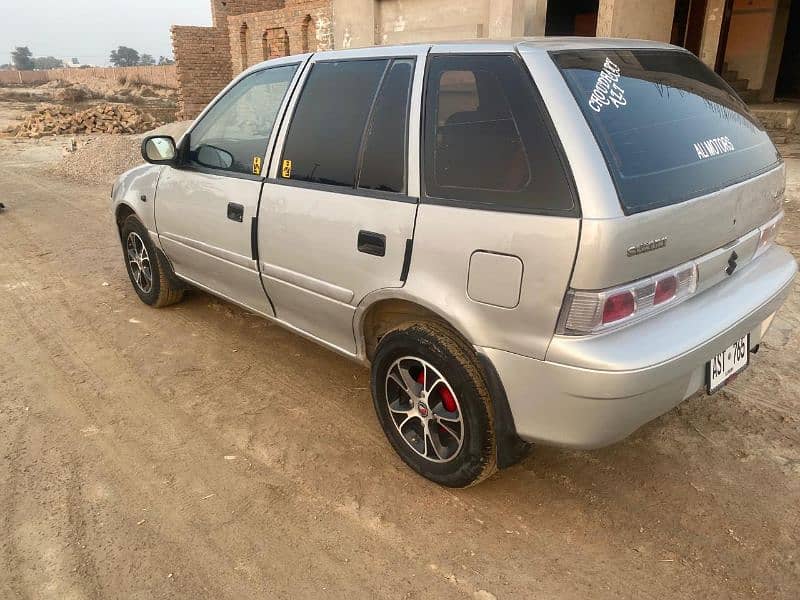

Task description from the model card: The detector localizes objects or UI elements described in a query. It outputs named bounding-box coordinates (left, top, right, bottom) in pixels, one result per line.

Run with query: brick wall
left=171, top=25, right=233, bottom=119
left=0, top=65, right=178, bottom=88
left=172, top=0, right=332, bottom=119
left=228, top=0, right=333, bottom=73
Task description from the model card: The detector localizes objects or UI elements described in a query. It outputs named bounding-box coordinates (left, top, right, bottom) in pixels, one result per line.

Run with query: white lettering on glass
left=693, top=135, right=736, bottom=160
left=589, top=58, right=627, bottom=113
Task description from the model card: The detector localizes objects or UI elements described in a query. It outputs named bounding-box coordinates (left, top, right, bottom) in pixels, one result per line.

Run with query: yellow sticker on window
left=252, top=156, right=262, bottom=175
left=281, top=159, right=292, bottom=178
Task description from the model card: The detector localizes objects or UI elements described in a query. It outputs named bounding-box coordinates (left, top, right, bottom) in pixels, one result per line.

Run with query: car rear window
left=551, top=49, right=780, bottom=214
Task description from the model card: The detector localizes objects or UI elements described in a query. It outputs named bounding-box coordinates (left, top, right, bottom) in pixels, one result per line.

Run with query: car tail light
left=754, top=212, right=783, bottom=259
left=654, top=275, right=677, bottom=305
left=559, top=261, right=698, bottom=336
left=602, top=291, right=635, bottom=324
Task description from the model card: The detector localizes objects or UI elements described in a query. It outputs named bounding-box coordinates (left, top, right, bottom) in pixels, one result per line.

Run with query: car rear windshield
left=551, top=49, right=780, bottom=214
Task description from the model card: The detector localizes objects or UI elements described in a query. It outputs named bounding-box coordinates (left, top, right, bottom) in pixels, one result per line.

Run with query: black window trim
left=419, top=52, right=580, bottom=218
left=266, top=175, right=419, bottom=204
left=177, top=61, right=303, bottom=181
left=275, top=55, right=418, bottom=200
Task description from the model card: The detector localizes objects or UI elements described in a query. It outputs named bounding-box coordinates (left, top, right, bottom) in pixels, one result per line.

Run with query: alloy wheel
left=126, top=231, right=153, bottom=294
left=384, top=356, right=465, bottom=463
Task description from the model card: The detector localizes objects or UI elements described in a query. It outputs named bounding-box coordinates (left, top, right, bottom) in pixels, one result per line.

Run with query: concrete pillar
left=698, top=0, right=726, bottom=69
left=488, top=0, right=527, bottom=37
left=524, top=0, right=548, bottom=36
left=597, top=0, right=677, bottom=42
left=331, top=0, right=375, bottom=49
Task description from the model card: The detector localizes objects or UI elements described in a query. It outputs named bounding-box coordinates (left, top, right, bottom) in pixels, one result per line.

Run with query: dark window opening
left=545, top=0, right=598, bottom=37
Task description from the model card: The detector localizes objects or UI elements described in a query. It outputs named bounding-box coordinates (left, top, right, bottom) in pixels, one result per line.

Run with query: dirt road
left=1, top=134, right=799, bottom=599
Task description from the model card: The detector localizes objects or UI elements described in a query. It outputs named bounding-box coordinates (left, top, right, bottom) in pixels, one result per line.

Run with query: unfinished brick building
left=173, top=0, right=799, bottom=119
left=172, top=0, right=333, bottom=118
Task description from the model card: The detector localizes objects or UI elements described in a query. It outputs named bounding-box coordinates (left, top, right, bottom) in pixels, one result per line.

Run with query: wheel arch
left=356, top=291, right=531, bottom=470
left=115, top=202, right=137, bottom=229
left=356, top=293, right=473, bottom=364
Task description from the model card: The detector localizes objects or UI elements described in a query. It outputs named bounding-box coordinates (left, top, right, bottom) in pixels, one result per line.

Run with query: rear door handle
left=227, top=202, right=244, bottom=222
left=357, top=230, right=386, bottom=257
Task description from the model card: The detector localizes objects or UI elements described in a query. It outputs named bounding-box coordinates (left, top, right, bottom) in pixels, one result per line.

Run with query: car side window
left=187, top=64, right=298, bottom=176
left=357, top=59, right=414, bottom=194
left=423, top=54, right=575, bottom=214
left=280, top=58, right=413, bottom=194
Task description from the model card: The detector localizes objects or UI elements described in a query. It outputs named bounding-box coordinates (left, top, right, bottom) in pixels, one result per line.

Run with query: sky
left=4, top=0, right=212, bottom=66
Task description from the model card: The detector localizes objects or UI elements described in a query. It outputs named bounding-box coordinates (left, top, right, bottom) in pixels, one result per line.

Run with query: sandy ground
left=0, top=126, right=799, bottom=599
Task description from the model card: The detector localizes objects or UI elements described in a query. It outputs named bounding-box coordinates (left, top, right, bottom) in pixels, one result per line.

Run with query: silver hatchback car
left=113, top=38, right=797, bottom=487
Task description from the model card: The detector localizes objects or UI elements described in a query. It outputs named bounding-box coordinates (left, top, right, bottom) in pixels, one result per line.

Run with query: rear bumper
left=483, top=245, right=797, bottom=448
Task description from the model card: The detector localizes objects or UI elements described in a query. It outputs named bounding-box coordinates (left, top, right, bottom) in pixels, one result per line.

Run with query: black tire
left=120, top=215, right=184, bottom=308
left=371, top=321, right=497, bottom=487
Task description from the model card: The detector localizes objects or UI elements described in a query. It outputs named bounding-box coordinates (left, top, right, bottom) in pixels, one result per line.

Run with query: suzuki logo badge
left=726, top=250, right=738, bottom=275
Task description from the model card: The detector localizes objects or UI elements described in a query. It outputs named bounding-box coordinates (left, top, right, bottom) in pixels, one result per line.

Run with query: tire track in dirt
left=0, top=206, right=470, bottom=598
left=2, top=157, right=800, bottom=598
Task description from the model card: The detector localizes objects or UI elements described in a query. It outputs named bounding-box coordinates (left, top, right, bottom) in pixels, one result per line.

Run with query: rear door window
left=280, top=58, right=414, bottom=194
left=280, top=59, right=388, bottom=188
left=422, top=54, right=575, bottom=215
left=552, top=49, right=780, bottom=214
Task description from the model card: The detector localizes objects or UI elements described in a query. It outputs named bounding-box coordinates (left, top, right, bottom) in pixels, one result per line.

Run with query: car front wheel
left=120, top=215, right=184, bottom=308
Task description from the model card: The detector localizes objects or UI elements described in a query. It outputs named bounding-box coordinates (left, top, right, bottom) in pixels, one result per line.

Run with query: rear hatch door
left=550, top=48, right=783, bottom=289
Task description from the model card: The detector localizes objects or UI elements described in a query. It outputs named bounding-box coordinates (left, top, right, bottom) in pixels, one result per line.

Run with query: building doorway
left=671, top=0, right=709, bottom=56
left=545, top=0, right=598, bottom=36
left=775, top=0, right=800, bottom=99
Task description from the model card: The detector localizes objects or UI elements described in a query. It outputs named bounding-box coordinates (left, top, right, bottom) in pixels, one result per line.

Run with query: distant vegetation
left=109, top=47, right=174, bottom=68
left=11, top=46, right=34, bottom=71
left=6, top=45, right=175, bottom=71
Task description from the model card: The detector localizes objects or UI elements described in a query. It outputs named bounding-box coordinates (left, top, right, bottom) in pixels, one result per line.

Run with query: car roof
left=324, top=36, right=680, bottom=56
left=432, top=36, right=679, bottom=53
left=242, top=37, right=685, bottom=76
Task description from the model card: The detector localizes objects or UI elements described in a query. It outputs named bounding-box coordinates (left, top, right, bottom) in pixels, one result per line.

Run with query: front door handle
left=227, top=202, right=244, bottom=222
left=357, top=230, right=386, bottom=257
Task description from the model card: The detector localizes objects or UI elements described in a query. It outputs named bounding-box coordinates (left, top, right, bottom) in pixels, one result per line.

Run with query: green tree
left=158, top=56, right=175, bottom=66
left=11, top=46, right=34, bottom=71
left=109, top=46, right=140, bottom=67
left=33, top=56, right=64, bottom=70
left=139, top=54, right=155, bottom=66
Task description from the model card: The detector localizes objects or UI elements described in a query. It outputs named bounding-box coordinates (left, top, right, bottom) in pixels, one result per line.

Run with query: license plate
left=707, top=334, right=750, bottom=393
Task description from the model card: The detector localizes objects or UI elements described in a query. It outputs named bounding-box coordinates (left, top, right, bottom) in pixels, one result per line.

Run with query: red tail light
left=602, top=291, right=635, bottom=324
left=654, top=275, right=677, bottom=305
left=559, top=261, right=698, bottom=335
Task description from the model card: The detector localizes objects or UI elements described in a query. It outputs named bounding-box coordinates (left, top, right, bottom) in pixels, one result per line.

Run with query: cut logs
left=11, top=103, right=163, bottom=138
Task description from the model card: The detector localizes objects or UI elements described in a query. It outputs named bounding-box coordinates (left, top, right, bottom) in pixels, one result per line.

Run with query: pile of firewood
left=11, top=103, right=162, bottom=138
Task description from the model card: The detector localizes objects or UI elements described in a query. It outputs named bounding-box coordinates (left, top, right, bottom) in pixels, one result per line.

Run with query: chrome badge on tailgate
left=626, top=237, right=668, bottom=257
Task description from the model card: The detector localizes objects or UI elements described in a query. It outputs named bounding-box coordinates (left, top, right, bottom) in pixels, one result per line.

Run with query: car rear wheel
left=371, top=321, right=497, bottom=487
left=121, top=215, right=184, bottom=308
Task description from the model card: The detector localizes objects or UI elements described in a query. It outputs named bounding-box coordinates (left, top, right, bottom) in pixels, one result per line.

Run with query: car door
left=155, top=60, right=304, bottom=315
left=258, top=47, right=426, bottom=355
